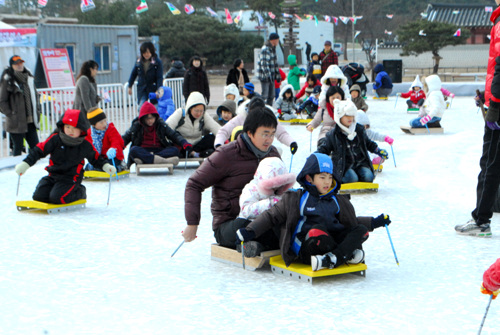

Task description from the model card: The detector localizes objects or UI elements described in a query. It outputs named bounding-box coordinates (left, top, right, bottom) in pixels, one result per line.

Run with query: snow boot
left=133, top=158, right=144, bottom=165
left=311, top=252, right=337, bottom=271
left=153, top=155, right=180, bottom=166
left=236, top=241, right=264, bottom=258
left=455, top=219, right=492, bottom=237
left=347, top=249, right=365, bottom=265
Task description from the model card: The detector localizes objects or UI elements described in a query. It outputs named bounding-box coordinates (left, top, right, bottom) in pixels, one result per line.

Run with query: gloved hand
left=420, top=115, right=432, bottom=125
left=15, top=161, right=30, bottom=176
left=384, top=136, right=394, bottom=145
left=372, top=214, right=391, bottom=229
left=277, top=109, right=282, bottom=116
left=481, top=284, right=499, bottom=300
left=290, top=142, right=298, bottom=155
left=236, top=228, right=256, bottom=243
left=102, top=163, right=117, bottom=176
left=450, top=93, right=455, bottom=98
left=487, top=121, right=500, bottom=130
left=375, top=148, right=389, bottom=159
left=300, top=68, right=307, bottom=74
left=215, top=144, right=222, bottom=149
left=183, top=142, right=193, bottom=153
left=396, top=93, right=401, bottom=97
left=106, top=148, right=117, bottom=159
left=148, top=92, right=157, bottom=100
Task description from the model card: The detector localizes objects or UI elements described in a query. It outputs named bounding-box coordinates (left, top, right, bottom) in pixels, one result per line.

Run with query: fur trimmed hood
left=253, top=157, right=296, bottom=196
left=333, top=99, right=358, bottom=140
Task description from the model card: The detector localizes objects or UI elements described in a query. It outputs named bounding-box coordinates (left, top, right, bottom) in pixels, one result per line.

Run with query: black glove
left=375, top=148, right=389, bottom=160
left=215, top=144, right=222, bottom=149
left=290, top=142, right=298, bottom=155
left=372, top=214, right=391, bottom=229
left=236, top=228, right=256, bottom=243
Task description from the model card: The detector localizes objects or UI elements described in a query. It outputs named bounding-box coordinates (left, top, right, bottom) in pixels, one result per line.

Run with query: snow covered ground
left=1, top=96, right=499, bottom=334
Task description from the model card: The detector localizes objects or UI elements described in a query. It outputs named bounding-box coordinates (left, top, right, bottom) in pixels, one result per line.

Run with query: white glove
left=102, top=163, right=117, bottom=176
left=15, top=162, right=30, bottom=176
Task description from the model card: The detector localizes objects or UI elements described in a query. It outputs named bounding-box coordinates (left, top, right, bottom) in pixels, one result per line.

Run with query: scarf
left=60, top=131, right=86, bottom=147
left=241, top=132, right=271, bottom=160
left=91, top=126, right=107, bottom=154
left=13, top=70, right=33, bottom=123
left=326, top=102, right=334, bottom=120
left=237, top=68, right=245, bottom=89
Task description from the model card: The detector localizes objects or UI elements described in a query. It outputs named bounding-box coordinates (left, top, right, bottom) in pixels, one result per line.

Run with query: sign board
left=0, top=29, right=37, bottom=47
left=39, top=48, right=75, bottom=88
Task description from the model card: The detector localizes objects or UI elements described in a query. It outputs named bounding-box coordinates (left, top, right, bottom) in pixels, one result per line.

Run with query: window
left=94, top=44, right=111, bottom=72
left=55, top=43, right=75, bottom=73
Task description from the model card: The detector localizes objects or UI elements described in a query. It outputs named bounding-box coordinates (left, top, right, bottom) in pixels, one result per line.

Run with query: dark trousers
left=214, top=218, right=280, bottom=250
left=33, top=175, right=86, bottom=204
left=129, top=146, right=179, bottom=164
left=10, top=123, right=39, bottom=156
left=179, top=134, right=215, bottom=158
left=472, top=125, right=500, bottom=224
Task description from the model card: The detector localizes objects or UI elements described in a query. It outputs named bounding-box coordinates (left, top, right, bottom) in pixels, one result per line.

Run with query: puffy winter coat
left=214, top=99, right=237, bottom=126
left=183, top=57, right=210, bottom=103
left=165, top=60, right=186, bottom=79
left=128, top=56, right=163, bottom=102
left=156, top=86, right=176, bottom=121
left=226, top=68, right=250, bottom=87
left=275, top=84, right=296, bottom=114
left=307, top=102, right=336, bottom=141
left=420, top=75, right=446, bottom=119
left=167, top=92, right=220, bottom=145
left=372, top=64, right=393, bottom=90
left=184, top=135, right=280, bottom=230
left=73, top=75, right=99, bottom=114
left=287, top=55, right=306, bottom=91
left=90, top=122, right=125, bottom=161
left=0, top=66, right=40, bottom=133
left=356, top=111, right=387, bottom=142
left=239, top=157, right=295, bottom=220
left=485, top=6, right=500, bottom=120
left=319, top=65, right=351, bottom=108
left=350, top=84, right=369, bottom=112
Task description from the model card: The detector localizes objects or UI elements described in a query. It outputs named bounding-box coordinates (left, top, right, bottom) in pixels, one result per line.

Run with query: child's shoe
left=311, top=252, right=337, bottom=271
left=133, top=158, right=144, bottom=165
left=455, top=219, right=492, bottom=237
left=153, top=155, right=180, bottom=166
left=236, top=241, right=264, bottom=258
left=347, top=249, right=365, bottom=264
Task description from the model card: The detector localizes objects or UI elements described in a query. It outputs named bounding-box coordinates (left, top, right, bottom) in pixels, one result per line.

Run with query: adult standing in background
left=226, top=58, right=250, bottom=95
left=165, top=57, right=186, bottom=79
left=257, top=33, right=281, bottom=105
left=127, top=41, right=163, bottom=108
left=305, top=42, right=312, bottom=63
left=73, top=60, right=100, bottom=114
left=319, top=41, right=338, bottom=77
left=183, top=55, right=210, bottom=104
left=0, top=55, right=40, bottom=156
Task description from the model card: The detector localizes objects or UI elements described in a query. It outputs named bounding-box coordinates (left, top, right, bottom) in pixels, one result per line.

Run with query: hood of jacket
left=350, top=84, right=361, bottom=94
left=186, top=91, right=207, bottom=113
left=425, top=75, right=442, bottom=93
left=279, top=84, right=295, bottom=99
left=333, top=99, right=358, bottom=140
left=236, top=98, right=274, bottom=117
left=159, top=86, right=172, bottom=100
left=57, top=109, right=90, bottom=134
left=411, top=75, right=423, bottom=89
left=251, top=157, right=296, bottom=196
left=224, top=83, right=240, bottom=101
left=287, top=54, right=297, bottom=66
left=374, top=64, right=385, bottom=74
left=139, top=101, right=159, bottom=124
left=216, top=99, right=237, bottom=118
left=297, top=153, right=340, bottom=197
left=321, top=64, right=348, bottom=87
left=356, top=110, right=370, bottom=126
left=172, top=60, right=185, bottom=70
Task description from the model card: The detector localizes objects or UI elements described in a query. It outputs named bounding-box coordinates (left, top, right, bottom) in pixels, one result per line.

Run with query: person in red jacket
left=397, top=75, right=426, bottom=109
left=296, top=74, right=321, bottom=103
left=455, top=1, right=500, bottom=237
left=85, top=107, right=126, bottom=172
left=481, top=258, right=500, bottom=299
left=274, top=68, right=286, bottom=101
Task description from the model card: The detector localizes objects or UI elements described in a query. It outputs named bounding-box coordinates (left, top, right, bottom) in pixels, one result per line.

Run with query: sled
left=16, top=199, right=86, bottom=214
left=400, top=125, right=444, bottom=135
left=178, top=157, right=205, bottom=166
left=135, top=163, right=174, bottom=175
left=372, top=96, right=388, bottom=100
left=339, top=182, right=379, bottom=193
left=407, top=108, right=419, bottom=114
left=269, top=255, right=367, bottom=284
left=373, top=164, right=383, bottom=172
left=83, top=170, right=130, bottom=180
left=211, top=244, right=281, bottom=271
left=278, top=118, right=310, bottom=125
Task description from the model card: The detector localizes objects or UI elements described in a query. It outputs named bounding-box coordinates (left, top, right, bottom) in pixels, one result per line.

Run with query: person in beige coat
left=167, top=91, right=220, bottom=158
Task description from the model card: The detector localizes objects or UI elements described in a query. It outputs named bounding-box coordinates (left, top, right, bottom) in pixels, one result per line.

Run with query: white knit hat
left=410, top=75, right=423, bottom=90
left=333, top=99, right=358, bottom=140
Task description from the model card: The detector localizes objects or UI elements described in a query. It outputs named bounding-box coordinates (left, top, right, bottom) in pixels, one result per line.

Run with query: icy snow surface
left=1, top=97, right=499, bottom=335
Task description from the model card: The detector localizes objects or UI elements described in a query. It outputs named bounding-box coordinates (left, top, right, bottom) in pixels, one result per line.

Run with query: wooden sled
left=136, top=163, right=173, bottom=175
left=269, top=255, right=367, bottom=284
left=16, top=199, right=86, bottom=214
left=83, top=170, right=130, bottom=180
left=400, top=125, right=444, bottom=135
left=178, top=157, right=205, bottom=166
left=372, top=96, right=388, bottom=100
left=339, top=182, right=379, bottom=193
left=211, top=244, right=280, bottom=271
left=407, top=108, right=419, bottom=114
left=279, top=118, right=310, bottom=125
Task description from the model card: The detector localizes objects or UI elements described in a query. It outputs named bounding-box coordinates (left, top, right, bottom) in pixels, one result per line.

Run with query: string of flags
left=184, top=4, right=194, bottom=15
left=136, top=0, right=147, bottom=14
left=38, top=0, right=47, bottom=7
left=81, top=0, right=95, bottom=12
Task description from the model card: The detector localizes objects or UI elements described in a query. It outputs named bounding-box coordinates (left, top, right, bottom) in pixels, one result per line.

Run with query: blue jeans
left=261, top=80, right=275, bottom=105
left=410, top=116, right=441, bottom=128
left=342, top=167, right=374, bottom=183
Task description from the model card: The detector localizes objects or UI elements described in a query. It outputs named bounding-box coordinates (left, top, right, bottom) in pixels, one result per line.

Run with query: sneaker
left=347, top=249, right=365, bottom=264
left=236, top=241, right=264, bottom=258
left=311, top=252, right=337, bottom=271
left=455, top=219, right=492, bottom=237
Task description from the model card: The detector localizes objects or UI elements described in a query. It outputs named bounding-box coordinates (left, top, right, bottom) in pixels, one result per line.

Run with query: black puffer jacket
left=165, top=60, right=186, bottom=79
left=226, top=68, right=249, bottom=87
left=182, top=57, right=210, bottom=103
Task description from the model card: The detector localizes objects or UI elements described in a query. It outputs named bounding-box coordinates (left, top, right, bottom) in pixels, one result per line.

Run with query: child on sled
left=15, top=109, right=116, bottom=204
left=397, top=75, right=426, bottom=109
left=298, top=86, right=321, bottom=119
left=409, top=75, right=446, bottom=128
left=236, top=153, right=391, bottom=270
left=275, top=84, right=298, bottom=121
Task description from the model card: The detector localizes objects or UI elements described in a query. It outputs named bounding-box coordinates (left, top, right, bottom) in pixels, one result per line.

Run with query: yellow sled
left=373, top=164, right=383, bottom=172
left=339, top=182, right=379, bottom=193
left=278, top=118, right=310, bottom=125
left=16, top=199, right=86, bottom=214
left=211, top=244, right=280, bottom=271
left=372, top=96, right=388, bottom=100
left=269, top=255, right=367, bottom=284
left=83, top=170, right=130, bottom=180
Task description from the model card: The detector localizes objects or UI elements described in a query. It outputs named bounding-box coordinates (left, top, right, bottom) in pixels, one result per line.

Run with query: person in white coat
left=318, top=64, right=350, bottom=109
left=409, top=75, right=446, bottom=128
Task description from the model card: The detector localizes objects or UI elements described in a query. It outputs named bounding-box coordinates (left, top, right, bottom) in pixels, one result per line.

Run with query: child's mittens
left=371, top=214, right=391, bottom=229
left=396, top=93, right=401, bottom=97
left=290, top=142, right=298, bottom=155
left=182, top=141, right=193, bottom=153
left=450, top=93, right=455, bottom=98
left=102, top=163, right=117, bottom=176
left=384, top=136, right=394, bottom=145
left=15, top=162, right=30, bottom=176
left=277, top=109, right=282, bottom=116
left=480, top=284, right=499, bottom=299
left=420, top=115, right=432, bottom=125
left=375, top=148, right=389, bottom=159
left=148, top=92, right=157, bottom=100
left=106, top=148, right=117, bottom=159
left=236, top=228, right=256, bottom=243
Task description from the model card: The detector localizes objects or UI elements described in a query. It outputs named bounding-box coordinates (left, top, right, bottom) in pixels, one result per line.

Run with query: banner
left=0, top=29, right=37, bottom=47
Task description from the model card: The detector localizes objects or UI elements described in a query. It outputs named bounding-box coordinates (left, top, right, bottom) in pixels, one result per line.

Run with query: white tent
left=0, top=24, right=37, bottom=72
left=0, top=21, right=15, bottom=29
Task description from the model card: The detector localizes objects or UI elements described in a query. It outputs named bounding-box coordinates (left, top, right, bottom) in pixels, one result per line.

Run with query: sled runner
left=400, top=125, right=444, bottom=135
left=136, top=163, right=174, bottom=175
left=269, top=255, right=367, bottom=284
left=339, top=182, right=379, bottom=193
left=407, top=108, right=419, bottom=114
left=278, top=118, right=310, bottom=125
left=83, top=170, right=130, bottom=180
left=178, top=157, right=205, bottom=166
left=16, top=199, right=86, bottom=214
left=211, top=244, right=280, bottom=271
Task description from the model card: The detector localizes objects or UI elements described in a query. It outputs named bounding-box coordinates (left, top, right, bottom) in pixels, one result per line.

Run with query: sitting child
left=276, top=84, right=297, bottom=121
left=397, top=75, right=426, bottom=109
left=223, top=83, right=241, bottom=103
left=306, top=86, right=344, bottom=144
left=296, top=74, right=321, bottom=103
left=372, top=63, right=393, bottom=98
left=14, top=109, right=116, bottom=204
left=149, top=86, right=175, bottom=121
left=317, top=99, right=388, bottom=184
left=319, top=64, right=351, bottom=109
left=243, top=82, right=259, bottom=101
left=123, top=101, right=187, bottom=167
left=356, top=110, right=393, bottom=165
left=409, top=75, right=446, bottom=128
left=350, top=84, right=368, bottom=112
left=307, top=52, right=322, bottom=81
left=298, top=85, right=321, bottom=119
left=236, top=153, right=391, bottom=270
left=85, top=107, right=125, bottom=172
left=214, top=100, right=237, bottom=126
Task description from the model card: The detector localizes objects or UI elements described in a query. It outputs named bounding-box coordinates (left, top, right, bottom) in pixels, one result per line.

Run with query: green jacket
left=287, top=55, right=305, bottom=91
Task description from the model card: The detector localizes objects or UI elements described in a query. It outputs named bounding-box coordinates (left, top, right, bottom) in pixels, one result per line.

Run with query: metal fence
left=0, top=78, right=184, bottom=159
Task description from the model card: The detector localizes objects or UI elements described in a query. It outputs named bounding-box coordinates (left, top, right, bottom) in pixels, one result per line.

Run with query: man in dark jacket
left=165, top=57, right=186, bottom=79
left=182, top=105, right=280, bottom=247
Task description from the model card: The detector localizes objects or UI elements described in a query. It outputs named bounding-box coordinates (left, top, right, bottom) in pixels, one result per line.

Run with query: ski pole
left=390, top=145, right=397, bottom=168
left=289, top=153, right=293, bottom=173
left=310, top=131, right=312, bottom=153
left=385, top=223, right=399, bottom=266
left=478, top=294, right=493, bottom=335
left=171, top=241, right=185, bottom=257
left=16, top=175, right=21, bottom=197
left=425, top=123, right=430, bottom=134
left=107, top=174, right=112, bottom=206
left=185, top=151, right=188, bottom=172
left=241, top=241, right=245, bottom=270
left=394, top=94, right=399, bottom=109
left=112, top=158, right=118, bottom=181
left=450, top=97, right=453, bottom=108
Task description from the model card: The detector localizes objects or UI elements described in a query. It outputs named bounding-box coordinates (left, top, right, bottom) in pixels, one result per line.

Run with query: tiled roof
left=425, top=3, right=493, bottom=28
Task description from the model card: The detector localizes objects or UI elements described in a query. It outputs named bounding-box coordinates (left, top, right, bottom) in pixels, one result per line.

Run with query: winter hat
left=311, top=52, right=319, bottom=58
left=350, top=84, right=361, bottom=94
left=324, top=41, right=332, bottom=46
left=87, top=107, right=107, bottom=126
left=254, top=157, right=296, bottom=197
left=59, top=109, right=90, bottom=132
left=410, top=75, right=423, bottom=89
left=356, top=110, right=370, bottom=126
left=333, top=99, right=357, bottom=140
left=139, top=101, right=159, bottom=120
left=269, top=32, right=280, bottom=40
left=224, top=83, right=240, bottom=101
left=9, top=55, right=24, bottom=66
left=313, top=86, right=321, bottom=95
left=217, top=100, right=237, bottom=117
left=244, top=82, right=255, bottom=94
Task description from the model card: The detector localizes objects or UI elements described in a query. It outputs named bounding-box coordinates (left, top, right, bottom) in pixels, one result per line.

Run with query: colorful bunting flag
left=332, top=17, right=338, bottom=25
left=81, top=0, right=96, bottom=12
left=305, top=14, right=313, bottom=20
left=294, top=14, right=303, bottom=22
left=165, top=2, right=181, bottom=15
left=136, top=0, right=148, bottom=13
left=38, top=0, right=48, bottom=7
left=386, top=14, right=393, bottom=19
left=282, top=13, right=293, bottom=18
left=354, top=31, right=361, bottom=39
left=184, top=4, right=195, bottom=15
left=234, top=10, right=243, bottom=23
left=256, top=12, right=264, bottom=25
left=225, top=8, right=233, bottom=24
left=453, top=28, right=461, bottom=37
left=419, top=30, right=426, bottom=36
left=314, top=15, right=318, bottom=26
left=485, top=6, right=493, bottom=13
left=268, top=12, right=276, bottom=19
left=324, top=16, right=331, bottom=23
left=206, top=7, right=218, bottom=18
left=384, top=30, right=392, bottom=35
left=339, top=16, right=349, bottom=24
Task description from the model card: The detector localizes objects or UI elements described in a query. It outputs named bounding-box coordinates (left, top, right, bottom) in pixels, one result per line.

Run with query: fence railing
left=0, top=77, right=184, bottom=159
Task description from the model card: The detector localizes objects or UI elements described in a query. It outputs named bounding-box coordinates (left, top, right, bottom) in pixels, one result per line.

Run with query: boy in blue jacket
left=236, top=153, right=390, bottom=270
left=372, top=64, right=393, bottom=98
